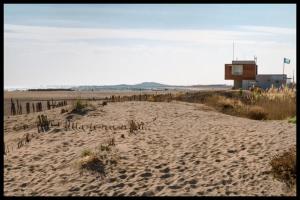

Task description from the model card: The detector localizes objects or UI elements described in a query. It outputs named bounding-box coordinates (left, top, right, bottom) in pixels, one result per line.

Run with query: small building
left=225, top=60, right=289, bottom=90
left=254, top=74, right=287, bottom=89
left=225, top=60, right=257, bottom=89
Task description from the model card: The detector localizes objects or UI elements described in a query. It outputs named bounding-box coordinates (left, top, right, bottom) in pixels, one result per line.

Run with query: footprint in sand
left=119, top=174, right=127, bottom=180
left=154, top=164, right=163, bottom=169
left=129, top=191, right=137, bottom=195
left=160, top=167, right=170, bottom=173
left=160, top=173, right=173, bottom=179
left=155, top=185, right=165, bottom=192
left=140, top=172, right=152, bottom=178
left=113, top=182, right=125, bottom=189
left=169, top=184, right=182, bottom=189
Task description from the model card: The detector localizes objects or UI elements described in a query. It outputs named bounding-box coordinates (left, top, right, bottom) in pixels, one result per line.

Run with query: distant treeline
left=28, top=88, right=74, bottom=91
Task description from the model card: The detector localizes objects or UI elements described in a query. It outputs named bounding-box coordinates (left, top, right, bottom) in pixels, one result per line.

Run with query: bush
left=78, top=154, right=105, bottom=174
left=247, top=106, right=268, bottom=120
left=78, top=142, right=119, bottom=176
left=288, top=116, right=296, bottom=124
left=71, top=99, right=88, bottom=114
left=270, top=146, right=296, bottom=189
left=203, top=95, right=244, bottom=115
left=73, top=99, right=85, bottom=111
left=217, top=97, right=235, bottom=110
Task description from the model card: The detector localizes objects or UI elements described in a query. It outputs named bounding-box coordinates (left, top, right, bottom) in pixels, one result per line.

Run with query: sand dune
left=4, top=101, right=296, bottom=196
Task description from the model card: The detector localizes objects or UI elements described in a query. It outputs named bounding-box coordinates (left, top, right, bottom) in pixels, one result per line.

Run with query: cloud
left=4, top=24, right=296, bottom=86
left=5, top=24, right=295, bottom=47
left=239, top=25, right=296, bottom=35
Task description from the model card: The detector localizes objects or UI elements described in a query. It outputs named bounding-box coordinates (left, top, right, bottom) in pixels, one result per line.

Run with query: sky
left=4, top=4, right=296, bottom=88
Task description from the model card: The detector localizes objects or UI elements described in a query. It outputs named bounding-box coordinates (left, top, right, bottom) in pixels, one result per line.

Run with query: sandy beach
left=4, top=100, right=296, bottom=196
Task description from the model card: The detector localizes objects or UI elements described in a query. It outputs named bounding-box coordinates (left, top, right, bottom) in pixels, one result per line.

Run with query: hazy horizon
left=4, top=81, right=232, bottom=90
left=4, top=4, right=296, bottom=88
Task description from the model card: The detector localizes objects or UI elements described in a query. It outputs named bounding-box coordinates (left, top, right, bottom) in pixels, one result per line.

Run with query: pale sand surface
left=3, top=90, right=181, bottom=116
left=4, top=101, right=296, bottom=196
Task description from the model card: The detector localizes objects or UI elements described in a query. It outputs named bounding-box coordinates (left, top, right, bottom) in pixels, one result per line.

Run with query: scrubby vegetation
left=246, top=106, right=268, bottom=120
left=70, top=99, right=96, bottom=115
left=81, top=149, right=93, bottom=157
left=72, top=99, right=86, bottom=113
left=128, top=120, right=145, bottom=134
left=101, top=84, right=295, bottom=121
left=77, top=138, right=118, bottom=176
left=248, top=85, right=296, bottom=120
left=288, top=116, right=296, bottom=124
left=173, top=85, right=296, bottom=121
left=129, top=120, right=138, bottom=133
left=270, top=146, right=296, bottom=189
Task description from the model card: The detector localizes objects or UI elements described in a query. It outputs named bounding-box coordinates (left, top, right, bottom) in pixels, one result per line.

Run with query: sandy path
left=4, top=101, right=296, bottom=196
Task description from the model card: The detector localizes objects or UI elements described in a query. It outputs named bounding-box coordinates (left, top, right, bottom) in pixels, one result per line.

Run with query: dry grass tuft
left=129, top=120, right=138, bottom=133
left=81, top=149, right=93, bottom=157
left=77, top=140, right=119, bottom=176
left=270, top=146, right=296, bottom=189
left=71, top=99, right=86, bottom=114
left=74, top=99, right=85, bottom=110
left=78, top=154, right=105, bottom=175
left=247, top=106, right=268, bottom=120
left=203, top=95, right=244, bottom=116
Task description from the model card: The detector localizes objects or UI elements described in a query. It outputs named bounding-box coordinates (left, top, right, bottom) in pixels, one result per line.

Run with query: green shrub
left=288, top=116, right=296, bottom=124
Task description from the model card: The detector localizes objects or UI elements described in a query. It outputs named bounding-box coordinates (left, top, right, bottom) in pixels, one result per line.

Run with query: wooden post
left=16, top=99, right=19, bottom=115
left=11, top=98, right=16, bottom=116
left=26, top=103, right=30, bottom=114
left=47, top=101, right=50, bottom=110
left=38, top=115, right=42, bottom=132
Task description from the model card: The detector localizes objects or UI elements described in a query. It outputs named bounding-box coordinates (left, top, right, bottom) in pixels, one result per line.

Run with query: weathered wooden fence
left=9, top=98, right=68, bottom=116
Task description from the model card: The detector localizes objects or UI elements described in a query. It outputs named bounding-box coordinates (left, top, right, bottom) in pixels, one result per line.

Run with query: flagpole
left=283, top=59, right=285, bottom=86
left=293, top=69, right=294, bottom=84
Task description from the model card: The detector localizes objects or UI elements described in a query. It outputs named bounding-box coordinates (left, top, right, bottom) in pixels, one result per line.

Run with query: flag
left=284, top=58, right=290, bottom=64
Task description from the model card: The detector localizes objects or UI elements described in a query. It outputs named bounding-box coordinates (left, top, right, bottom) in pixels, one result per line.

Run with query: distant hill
left=71, top=82, right=231, bottom=91
left=72, top=82, right=170, bottom=91
left=133, top=82, right=170, bottom=88
left=28, top=88, right=75, bottom=91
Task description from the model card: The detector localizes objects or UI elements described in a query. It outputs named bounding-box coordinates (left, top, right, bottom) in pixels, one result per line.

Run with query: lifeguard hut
left=225, top=60, right=257, bottom=89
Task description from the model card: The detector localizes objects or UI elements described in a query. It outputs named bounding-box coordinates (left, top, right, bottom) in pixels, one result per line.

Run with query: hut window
left=232, top=65, right=243, bottom=75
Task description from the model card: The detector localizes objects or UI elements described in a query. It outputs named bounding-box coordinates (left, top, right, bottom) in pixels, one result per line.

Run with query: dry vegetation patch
left=128, top=120, right=145, bottom=134
left=71, top=99, right=88, bottom=114
left=270, top=146, right=296, bottom=189
left=70, top=99, right=96, bottom=115
left=172, top=86, right=296, bottom=121
left=247, top=106, right=268, bottom=120
left=76, top=138, right=119, bottom=177
left=129, top=120, right=138, bottom=133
